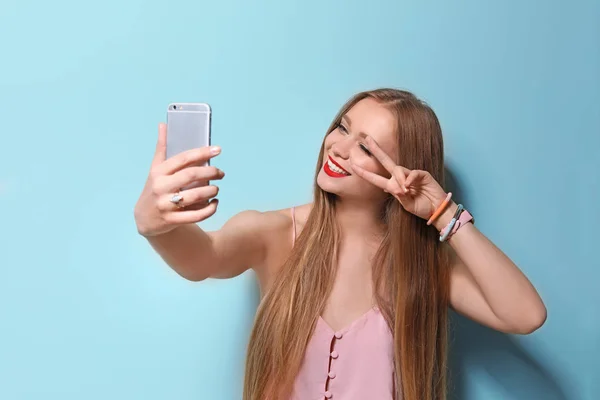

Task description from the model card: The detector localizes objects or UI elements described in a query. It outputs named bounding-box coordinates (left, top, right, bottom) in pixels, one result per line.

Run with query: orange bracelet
left=426, top=192, right=452, bottom=226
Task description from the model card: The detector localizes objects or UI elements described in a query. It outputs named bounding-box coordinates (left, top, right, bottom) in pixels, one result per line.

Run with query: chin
left=316, top=168, right=341, bottom=195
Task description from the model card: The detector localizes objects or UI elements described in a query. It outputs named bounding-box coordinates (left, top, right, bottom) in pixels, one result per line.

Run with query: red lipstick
left=324, top=156, right=351, bottom=178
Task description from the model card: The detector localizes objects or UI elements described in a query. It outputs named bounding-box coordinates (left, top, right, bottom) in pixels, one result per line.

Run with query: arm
left=435, top=203, right=547, bottom=334
left=134, top=124, right=275, bottom=283
left=348, top=136, right=546, bottom=334
left=143, top=210, right=269, bottom=282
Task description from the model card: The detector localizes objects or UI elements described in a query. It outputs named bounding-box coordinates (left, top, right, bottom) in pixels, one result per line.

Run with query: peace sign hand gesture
left=349, top=135, right=448, bottom=222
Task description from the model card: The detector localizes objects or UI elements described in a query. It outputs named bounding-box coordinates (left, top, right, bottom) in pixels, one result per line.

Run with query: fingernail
left=210, top=146, right=221, bottom=155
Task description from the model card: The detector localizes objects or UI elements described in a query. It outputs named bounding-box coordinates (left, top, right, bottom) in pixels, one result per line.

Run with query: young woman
left=134, top=89, right=547, bottom=400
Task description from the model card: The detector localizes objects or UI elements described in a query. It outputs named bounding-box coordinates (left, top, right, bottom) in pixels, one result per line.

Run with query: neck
left=334, top=197, right=386, bottom=242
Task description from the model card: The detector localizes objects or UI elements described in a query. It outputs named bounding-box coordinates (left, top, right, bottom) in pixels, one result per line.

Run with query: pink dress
left=289, top=207, right=398, bottom=400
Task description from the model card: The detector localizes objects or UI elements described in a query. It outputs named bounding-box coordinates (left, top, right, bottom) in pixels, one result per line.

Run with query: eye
left=359, top=143, right=372, bottom=156
left=337, top=123, right=348, bottom=135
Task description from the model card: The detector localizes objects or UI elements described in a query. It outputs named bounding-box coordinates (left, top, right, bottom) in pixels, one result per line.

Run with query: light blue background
left=1, top=1, right=598, bottom=399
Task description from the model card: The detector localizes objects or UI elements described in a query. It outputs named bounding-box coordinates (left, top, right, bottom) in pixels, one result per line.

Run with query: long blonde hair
left=244, top=88, right=451, bottom=400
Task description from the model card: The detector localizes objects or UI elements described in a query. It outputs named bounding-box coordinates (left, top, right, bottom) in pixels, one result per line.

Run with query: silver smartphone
left=166, top=102, right=212, bottom=192
left=166, top=102, right=211, bottom=159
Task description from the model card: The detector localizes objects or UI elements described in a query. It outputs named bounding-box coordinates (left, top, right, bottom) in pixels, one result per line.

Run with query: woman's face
left=317, top=98, right=398, bottom=202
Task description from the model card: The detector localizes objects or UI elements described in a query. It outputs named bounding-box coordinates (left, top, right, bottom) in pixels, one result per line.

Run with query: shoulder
left=247, top=203, right=312, bottom=237
left=251, top=203, right=313, bottom=290
left=220, top=207, right=292, bottom=232
left=225, top=207, right=292, bottom=237
left=289, top=203, right=312, bottom=236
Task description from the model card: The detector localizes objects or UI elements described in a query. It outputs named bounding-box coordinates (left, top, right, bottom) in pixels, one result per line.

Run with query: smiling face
left=316, top=97, right=399, bottom=202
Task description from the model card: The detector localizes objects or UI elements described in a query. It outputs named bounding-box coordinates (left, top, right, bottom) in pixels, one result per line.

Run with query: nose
left=331, top=136, right=353, bottom=160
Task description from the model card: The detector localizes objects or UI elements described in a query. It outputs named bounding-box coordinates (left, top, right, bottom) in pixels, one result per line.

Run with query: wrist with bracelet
left=426, top=192, right=475, bottom=242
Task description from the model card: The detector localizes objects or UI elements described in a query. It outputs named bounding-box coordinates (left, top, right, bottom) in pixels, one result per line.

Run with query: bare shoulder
left=216, top=206, right=295, bottom=234
left=206, top=204, right=312, bottom=283
left=254, top=203, right=313, bottom=290
left=223, top=207, right=293, bottom=238
left=266, top=203, right=312, bottom=234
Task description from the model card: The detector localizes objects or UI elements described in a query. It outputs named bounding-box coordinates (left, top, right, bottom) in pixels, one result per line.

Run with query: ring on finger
left=170, top=189, right=185, bottom=209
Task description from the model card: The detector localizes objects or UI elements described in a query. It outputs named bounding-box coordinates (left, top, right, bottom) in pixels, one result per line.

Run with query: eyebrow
left=341, top=114, right=369, bottom=139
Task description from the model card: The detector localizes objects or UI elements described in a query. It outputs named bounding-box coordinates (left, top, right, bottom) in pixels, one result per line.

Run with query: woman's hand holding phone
left=134, top=123, right=224, bottom=237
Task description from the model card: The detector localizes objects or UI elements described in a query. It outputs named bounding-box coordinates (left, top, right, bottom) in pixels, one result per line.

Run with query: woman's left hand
left=349, top=135, right=448, bottom=221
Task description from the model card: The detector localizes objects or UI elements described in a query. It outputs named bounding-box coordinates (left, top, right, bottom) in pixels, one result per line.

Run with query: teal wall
left=1, top=1, right=598, bottom=399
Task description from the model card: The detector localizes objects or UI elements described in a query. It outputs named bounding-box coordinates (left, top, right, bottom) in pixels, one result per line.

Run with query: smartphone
left=166, top=102, right=212, bottom=192
left=166, top=102, right=211, bottom=159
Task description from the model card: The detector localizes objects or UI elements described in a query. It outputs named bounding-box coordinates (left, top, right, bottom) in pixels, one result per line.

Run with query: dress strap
left=291, top=207, right=297, bottom=246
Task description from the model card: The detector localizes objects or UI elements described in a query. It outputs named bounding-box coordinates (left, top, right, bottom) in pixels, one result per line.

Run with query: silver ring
left=170, top=192, right=184, bottom=208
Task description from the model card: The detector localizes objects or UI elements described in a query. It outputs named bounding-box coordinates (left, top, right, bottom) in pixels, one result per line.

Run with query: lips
left=324, top=156, right=351, bottom=177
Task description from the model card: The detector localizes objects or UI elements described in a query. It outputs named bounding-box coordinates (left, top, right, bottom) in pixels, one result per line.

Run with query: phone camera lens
left=173, top=105, right=177, bottom=110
